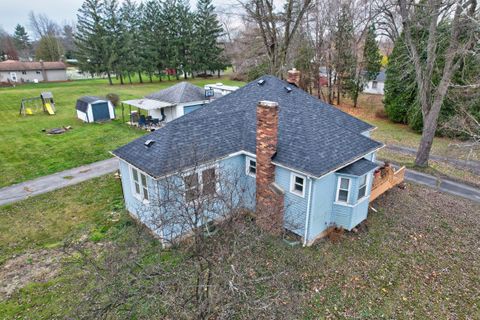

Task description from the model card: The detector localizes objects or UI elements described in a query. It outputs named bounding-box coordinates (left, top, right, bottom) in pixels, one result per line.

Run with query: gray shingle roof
left=113, top=75, right=383, bottom=178
left=337, top=158, right=378, bottom=176
left=76, top=96, right=104, bottom=112
left=146, top=82, right=205, bottom=104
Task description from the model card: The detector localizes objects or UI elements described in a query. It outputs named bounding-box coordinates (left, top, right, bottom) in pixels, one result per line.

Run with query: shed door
left=92, top=102, right=110, bottom=121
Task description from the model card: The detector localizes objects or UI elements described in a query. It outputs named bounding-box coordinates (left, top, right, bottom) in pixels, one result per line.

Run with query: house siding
left=0, top=69, right=67, bottom=83
left=119, top=160, right=162, bottom=236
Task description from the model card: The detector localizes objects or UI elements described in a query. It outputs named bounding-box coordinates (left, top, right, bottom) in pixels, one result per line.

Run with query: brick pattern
left=255, top=101, right=284, bottom=235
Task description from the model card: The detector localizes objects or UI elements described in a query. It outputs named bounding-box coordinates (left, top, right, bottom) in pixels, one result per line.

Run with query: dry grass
left=1, top=176, right=479, bottom=319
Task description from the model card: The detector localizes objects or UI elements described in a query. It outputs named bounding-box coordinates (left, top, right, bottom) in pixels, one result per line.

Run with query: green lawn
left=0, top=77, right=245, bottom=188
left=1, top=176, right=479, bottom=318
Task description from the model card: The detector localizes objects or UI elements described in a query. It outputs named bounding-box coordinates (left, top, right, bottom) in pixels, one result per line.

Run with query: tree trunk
left=128, top=73, right=132, bottom=84
left=107, top=71, right=113, bottom=85
left=336, top=77, right=341, bottom=105
left=138, top=71, right=143, bottom=84
left=184, top=71, right=187, bottom=80
left=415, top=111, right=439, bottom=166
left=119, top=72, right=124, bottom=85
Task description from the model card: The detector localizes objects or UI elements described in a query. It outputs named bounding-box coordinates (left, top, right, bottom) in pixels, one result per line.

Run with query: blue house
left=112, top=72, right=384, bottom=246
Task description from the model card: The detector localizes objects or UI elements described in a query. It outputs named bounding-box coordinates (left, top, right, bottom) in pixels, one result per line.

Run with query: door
left=92, top=102, right=110, bottom=121
left=10, top=72, right=17, bottom=82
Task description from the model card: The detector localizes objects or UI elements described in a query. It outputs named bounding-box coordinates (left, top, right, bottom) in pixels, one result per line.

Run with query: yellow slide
left=44, top=103, right=55, bottom=115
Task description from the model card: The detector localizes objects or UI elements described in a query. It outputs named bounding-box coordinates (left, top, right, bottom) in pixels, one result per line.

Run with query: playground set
left=20, top=92, right=56, bottom=116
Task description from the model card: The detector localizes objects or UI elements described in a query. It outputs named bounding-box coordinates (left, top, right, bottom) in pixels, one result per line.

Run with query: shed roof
left=337, top=158, right=378, bottom=176
left=113, top=75, right=383, bottom=179
left=146, top=82, right=205, bottom=104
left=0, top=60, right=66, bottom=71
left=76, top=96, right=104, bottom=112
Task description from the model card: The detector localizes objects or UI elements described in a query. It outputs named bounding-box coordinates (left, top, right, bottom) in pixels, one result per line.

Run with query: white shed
left=76, top=96, right=115, bottom=123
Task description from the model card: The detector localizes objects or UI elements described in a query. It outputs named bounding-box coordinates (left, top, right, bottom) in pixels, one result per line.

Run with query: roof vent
left=257, top=79, right=266, bottom=86
left=144, top=139, right=155, bottom=148
left=285, top=86, right=292, bottom=93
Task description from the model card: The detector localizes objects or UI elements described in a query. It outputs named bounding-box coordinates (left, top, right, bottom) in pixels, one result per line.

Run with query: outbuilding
left=76, top=96, right=115, bottom=123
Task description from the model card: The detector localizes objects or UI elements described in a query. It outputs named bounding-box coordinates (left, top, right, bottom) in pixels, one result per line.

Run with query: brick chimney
left=287, top=68, right=300, bottom=87
left=255, top=100, right=284, bottom=235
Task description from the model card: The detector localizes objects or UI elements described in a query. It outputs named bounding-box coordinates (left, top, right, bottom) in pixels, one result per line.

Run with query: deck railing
left=370, top=165, right=406, bottom=202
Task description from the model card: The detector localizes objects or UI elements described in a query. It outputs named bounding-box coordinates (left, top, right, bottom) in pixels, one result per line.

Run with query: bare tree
left=396, top=0, right=478, bottom=166
left=240, top=0, right=313, bottom=76
left=28, top=11, right=60, bottom=38
left=68, top=147, right=303, bottom=319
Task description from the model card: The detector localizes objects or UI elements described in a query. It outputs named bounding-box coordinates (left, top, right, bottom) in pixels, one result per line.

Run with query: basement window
left=202, top=168, right=216, bottom=197
left=246, top=157, right=256, bottom=177
left=336, top=177, right=350, bottom=203
left=372, top=81, right=378, bottom=89
left=357, top=175, right=368, bottom=200
left=131, top=167, right=149, bottom=202
left=290, top=173, right=305, bottom=197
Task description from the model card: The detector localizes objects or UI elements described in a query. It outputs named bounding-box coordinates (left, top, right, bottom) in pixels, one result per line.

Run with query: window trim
left=357, top=174, right=368, bottom=200
left=130, top=166, right=149, bottom=203
left=335, top=176, right=351, bottom=204
left=372, top=80, right=378, bottom=89
left=290, top=172, right=306, bottom=198
left=245, top=156, right=256, bottom=177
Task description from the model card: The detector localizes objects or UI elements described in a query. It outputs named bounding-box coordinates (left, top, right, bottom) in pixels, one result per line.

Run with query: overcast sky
left=0, top=0, right=241, bottom=36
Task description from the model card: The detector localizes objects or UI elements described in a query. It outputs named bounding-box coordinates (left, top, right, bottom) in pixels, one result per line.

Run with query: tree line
left=228, top=0, right=478, bottom=167
left=0, top=13, right=75, bottom=62
left=75, top=0, right=227, bottom=85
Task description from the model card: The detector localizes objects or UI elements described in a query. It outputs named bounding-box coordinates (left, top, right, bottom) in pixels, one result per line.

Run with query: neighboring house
left=123, top=82, right=208, bottom=123
left=0, top=60, right=67, bottom=83
left=113, top=72, right=383, bottom=246
left=363, top=70, right=385, bottom=95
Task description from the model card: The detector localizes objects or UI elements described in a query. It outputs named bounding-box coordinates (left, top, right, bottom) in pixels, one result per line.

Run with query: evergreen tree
left=363, top=25, right=382, bottom=82
left=75, top=0, right=110, bottom=82
left=120, top=0, right=141, bottom=83
left=346, top=24, right=382, bottom=108
left=333, top=3, right=355, bottom=105
left=193, top=0, right=225, bottom=76
left=13, top=24, right=31, bottom=58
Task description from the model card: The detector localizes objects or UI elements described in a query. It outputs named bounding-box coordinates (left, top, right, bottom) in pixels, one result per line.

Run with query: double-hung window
left=202, top=168, right=216, bottom=197
left=246, top=157, right=256, bottom=177
left=184, top=167, right=217, bottom=202
left=290, top=173, right=305, bottom=197
left=184, top=172, right=200, bottom=202
left=336, top=177, right=350, bottom=203
left=357, top=175, right=367, bottom=200
left=131, top=167, right=149, bottom=201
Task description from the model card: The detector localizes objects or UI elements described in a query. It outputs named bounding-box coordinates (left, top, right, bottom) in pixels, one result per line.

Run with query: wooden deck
left=370, top=165, right=406, bottom=202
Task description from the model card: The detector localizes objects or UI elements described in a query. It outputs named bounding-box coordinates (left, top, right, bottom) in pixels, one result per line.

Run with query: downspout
left=303, top=177, right=314, bottom=246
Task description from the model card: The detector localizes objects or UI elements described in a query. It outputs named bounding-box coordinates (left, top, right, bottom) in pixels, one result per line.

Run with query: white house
left=363, top=70, right=386, bottom=95
left=0, top=60, right=67, bottom=83
left=204, top=83, right=239, bottom=100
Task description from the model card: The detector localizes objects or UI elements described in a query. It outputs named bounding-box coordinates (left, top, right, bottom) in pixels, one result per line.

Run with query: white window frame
left=335, top=176, right=351, bottom=204
left=245, top=156, right=256, bottom=177
left=183, top=166, right=218, bottom=203
left=130, top=166, right=149, bottom=203
left=357, top=174, right=369, bottom=200
left=290, top=173, right=306, bottom=198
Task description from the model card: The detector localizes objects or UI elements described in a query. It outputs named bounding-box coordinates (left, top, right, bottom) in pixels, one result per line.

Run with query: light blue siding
left=119, top=160, right=162, bottom=236
left=274, top=166, right=311, bottom=236
left=119, top=150, right=378, bottom=246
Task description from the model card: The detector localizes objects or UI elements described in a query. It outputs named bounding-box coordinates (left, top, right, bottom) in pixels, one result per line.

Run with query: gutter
left=303, top=177, right=314, bottom=246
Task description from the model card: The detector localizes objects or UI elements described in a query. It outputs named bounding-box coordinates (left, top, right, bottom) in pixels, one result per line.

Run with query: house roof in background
left=113, top=75, right=383, bottom=178
left=337, top=158, right=378, bottom=176
left=146, top=82, right=205, bottom=104
left=0, top=60, right=66, bottom=71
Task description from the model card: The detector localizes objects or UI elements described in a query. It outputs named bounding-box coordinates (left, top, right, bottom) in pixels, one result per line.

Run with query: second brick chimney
left=287, top=68, right=300, bottom=87
left=255, top=100, right=284, bottom=235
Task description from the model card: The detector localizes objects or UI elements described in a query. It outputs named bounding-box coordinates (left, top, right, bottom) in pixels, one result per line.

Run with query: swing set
left=19, top=92, right=56, bottom=116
